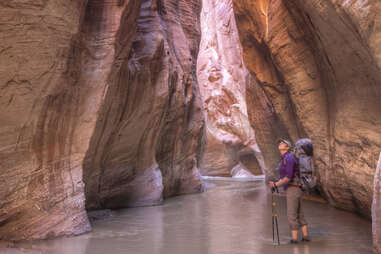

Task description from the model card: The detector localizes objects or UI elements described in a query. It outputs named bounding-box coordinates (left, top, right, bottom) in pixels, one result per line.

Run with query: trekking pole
left=271, top=186, right=280, bottom=245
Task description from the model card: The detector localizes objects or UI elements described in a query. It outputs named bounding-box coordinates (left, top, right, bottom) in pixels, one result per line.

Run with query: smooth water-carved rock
left=0, top=0, right=205, bottom=240
left=373, top=153, right=381, bottom=254
left=233, top=0, right=381, bottom=217
left=197, top=0, right=265, bottom=177
left=83, top=0, right=204, bottom=210
left=1, top=0, right=379, bottom=243
left=0, top=0, right=144, bottom=240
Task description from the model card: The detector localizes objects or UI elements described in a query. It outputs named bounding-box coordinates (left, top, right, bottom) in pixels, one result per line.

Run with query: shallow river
left=2, top=178, right=372, bottom=254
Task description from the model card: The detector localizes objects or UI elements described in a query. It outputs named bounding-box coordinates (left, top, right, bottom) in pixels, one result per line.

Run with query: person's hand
left=269, top=181, right=276, bottom=189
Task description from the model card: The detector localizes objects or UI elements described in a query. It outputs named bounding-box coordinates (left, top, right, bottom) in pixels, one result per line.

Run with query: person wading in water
left=269, top=139, right=310, bottom=244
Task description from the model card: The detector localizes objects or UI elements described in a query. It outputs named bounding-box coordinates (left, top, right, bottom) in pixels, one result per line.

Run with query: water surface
left=2, top=178, right=372, bottom=254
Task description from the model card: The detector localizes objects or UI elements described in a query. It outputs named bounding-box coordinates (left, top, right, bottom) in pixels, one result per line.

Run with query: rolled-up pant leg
left=297, top=193, right=307, bottom=227
left=286, top=187, right=307, bottom=230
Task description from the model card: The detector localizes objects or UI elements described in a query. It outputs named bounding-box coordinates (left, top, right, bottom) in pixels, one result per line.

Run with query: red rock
left=1, top=0, right=380, bottom=244
left=83, top=0, right=204, bottom=210
left=0, top=0, right=93, bottom=240
left=373, top=153, right=381, bottom=253
left=0, top=0, right=205, bottom=240
left=197, top=0, right=265, bottom=177
left=233, top=0, right=381, bottom=218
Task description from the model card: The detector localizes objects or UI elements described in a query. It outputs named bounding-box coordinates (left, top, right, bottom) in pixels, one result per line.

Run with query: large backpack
left=293, top=138, right=317, bottom=193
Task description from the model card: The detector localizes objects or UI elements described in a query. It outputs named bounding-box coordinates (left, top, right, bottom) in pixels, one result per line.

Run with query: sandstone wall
left=373, top=153, right=381, bottom=253
left=197, top=0, right=265, bottom=177
left=84, top=0, right=204, bottom=210
left=233, top=0, right=381, bottom=218
left=1, top=0, right=380, bottom=244
left=1, top=0, right=90, bottom=240
left=0, top=0, right=204, bottom=240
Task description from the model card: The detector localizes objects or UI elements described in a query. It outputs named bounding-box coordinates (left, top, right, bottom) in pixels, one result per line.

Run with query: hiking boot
left=301, top=237, right=310, bottom=242
left=289, top=239, right=298, bottom=244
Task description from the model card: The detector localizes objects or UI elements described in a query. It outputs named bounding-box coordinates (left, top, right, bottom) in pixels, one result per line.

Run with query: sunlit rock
left=197, top=0, right=266, bottom=177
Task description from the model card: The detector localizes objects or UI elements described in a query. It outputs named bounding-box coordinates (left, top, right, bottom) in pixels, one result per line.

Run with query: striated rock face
left=373, top=153, right=381, bottom=254
left=196, top=0, right=265, bottom=177
left=1, top=0, right=90, bottom=240
left=1, top=0, right=379, bottom=244
left=0, top=0, right=145, bottom=240
left=83, top=0, right=204, bottom=210
left=233, top=0, right=381, bottom=218
left=0, top=0, right=204, bottom=240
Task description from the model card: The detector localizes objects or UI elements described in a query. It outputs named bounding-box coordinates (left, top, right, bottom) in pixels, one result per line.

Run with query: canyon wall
left=83, top=0, right=204, bottom=210
left=232, top=0, right=381, bottom=218
left=373, top=153, right=381, bottom=253
left=1, top=0, right=97, bottom=240
left=0, top=0, right=204, bottom=240
left=197, top=0, right=265, bottom=177
left=1, top=0, right=380, bottom=245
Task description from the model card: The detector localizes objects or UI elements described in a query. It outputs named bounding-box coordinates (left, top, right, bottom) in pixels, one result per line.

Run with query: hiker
left=269, top=139, right=310, bottom=244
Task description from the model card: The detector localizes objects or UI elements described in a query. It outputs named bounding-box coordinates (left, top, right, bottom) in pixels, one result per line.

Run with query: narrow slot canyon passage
left=4, top=179, right=372, bottom=254
left=0, top=0, right=381, bottom=253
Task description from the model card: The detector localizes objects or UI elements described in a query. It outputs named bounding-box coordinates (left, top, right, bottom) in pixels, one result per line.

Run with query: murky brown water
left=1, top=178, right=372, bottom=254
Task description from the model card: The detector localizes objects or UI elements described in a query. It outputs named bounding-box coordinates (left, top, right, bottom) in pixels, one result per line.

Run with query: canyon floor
left=1, top=178, right=372, bottom=254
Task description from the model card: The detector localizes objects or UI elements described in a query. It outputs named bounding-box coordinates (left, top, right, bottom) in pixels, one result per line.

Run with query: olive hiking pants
left=286, top=186, right=308, bottom=230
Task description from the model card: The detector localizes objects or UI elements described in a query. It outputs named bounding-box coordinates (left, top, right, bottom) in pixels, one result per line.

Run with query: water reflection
left=5, top=179, right=372, bottom=254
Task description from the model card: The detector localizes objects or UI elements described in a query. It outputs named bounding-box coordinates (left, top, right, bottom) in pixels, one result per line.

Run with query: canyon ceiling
left=0, top=0, right=381, bottom=252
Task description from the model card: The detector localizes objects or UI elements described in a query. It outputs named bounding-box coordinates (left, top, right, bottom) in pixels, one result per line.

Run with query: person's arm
left=275, top=176, right=290, bottom=187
